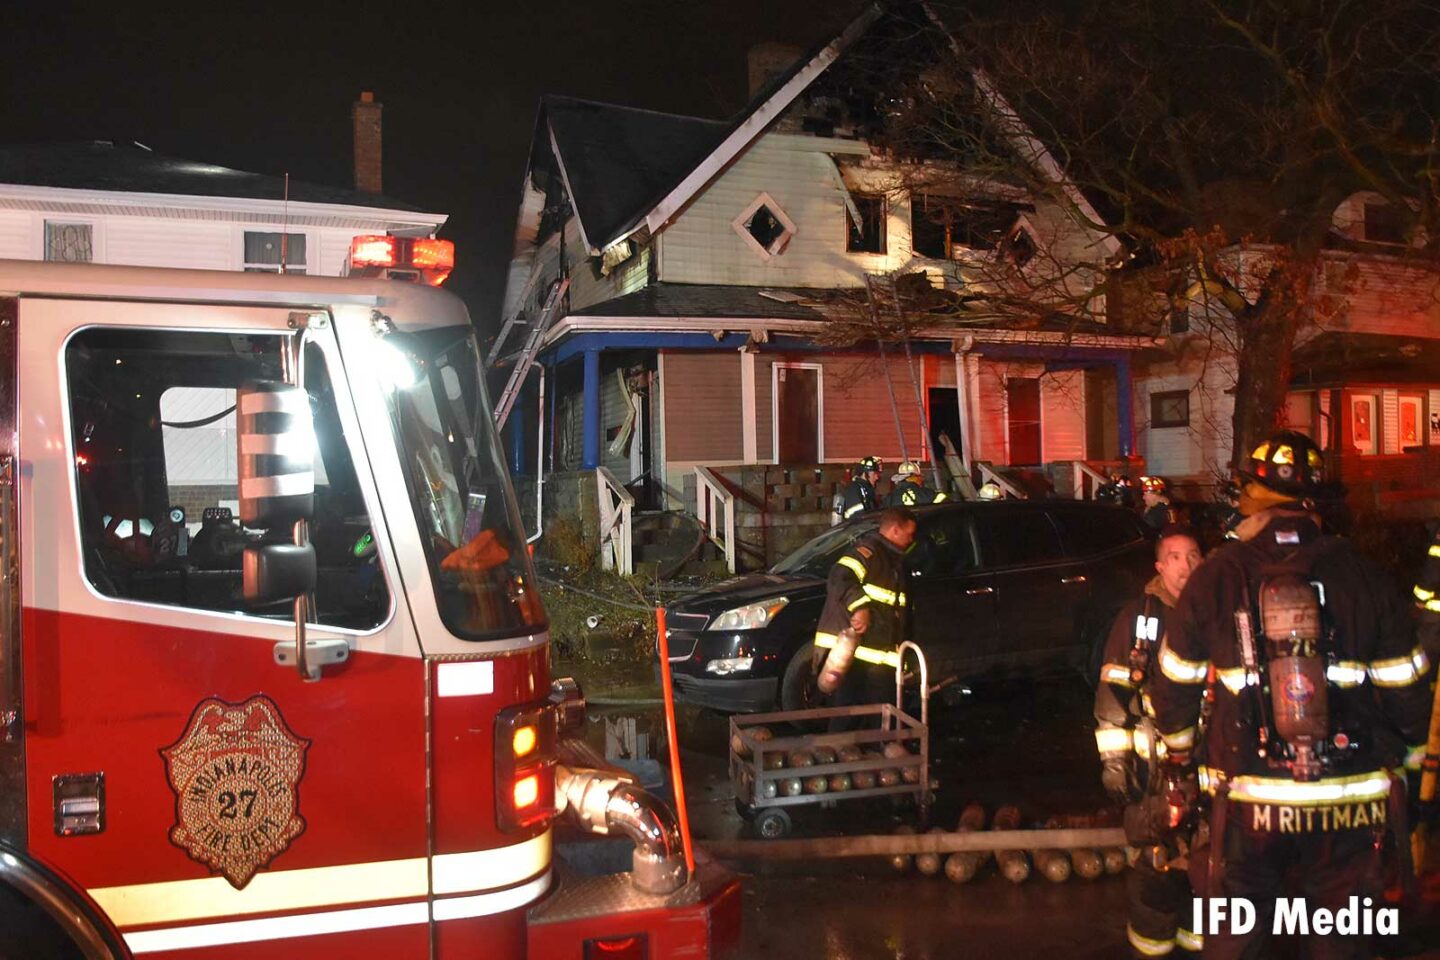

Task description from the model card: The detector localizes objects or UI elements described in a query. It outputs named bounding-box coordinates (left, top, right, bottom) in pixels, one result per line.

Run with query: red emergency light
left=348, top=235, right=454, bottom=286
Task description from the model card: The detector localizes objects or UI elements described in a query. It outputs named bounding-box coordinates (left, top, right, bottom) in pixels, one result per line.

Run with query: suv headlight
left=707, top=597, right=789, bottom=631
left=705, top=657, right=754, bottom=675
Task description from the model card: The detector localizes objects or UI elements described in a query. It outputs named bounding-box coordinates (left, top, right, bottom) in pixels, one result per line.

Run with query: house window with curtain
left=1399, top=394, right=1424, bottom=450
left=243, top=231, right=307, bottom=273
left=45, top=222, right=93, bottom=262
left=1150, top=390, right=1190, bottom=428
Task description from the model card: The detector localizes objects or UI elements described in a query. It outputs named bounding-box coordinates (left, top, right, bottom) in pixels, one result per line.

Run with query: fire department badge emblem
left=162, top=696, right=309, bottom=889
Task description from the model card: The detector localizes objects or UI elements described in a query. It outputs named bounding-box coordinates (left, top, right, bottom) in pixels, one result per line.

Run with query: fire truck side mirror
left=243, top=543, right=317, bottom=606
left=236, top=381, right=315, bottom=529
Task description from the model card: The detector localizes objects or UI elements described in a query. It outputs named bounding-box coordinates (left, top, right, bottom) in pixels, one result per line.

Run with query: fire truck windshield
left=382, top=326, right=547, bottom=641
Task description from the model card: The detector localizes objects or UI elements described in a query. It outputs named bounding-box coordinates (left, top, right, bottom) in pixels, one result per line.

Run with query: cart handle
left=894, top=641, right=928, bottom=731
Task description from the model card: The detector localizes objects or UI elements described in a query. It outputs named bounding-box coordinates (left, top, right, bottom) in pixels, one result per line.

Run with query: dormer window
left=733, top=193, right=796, bottom=259
left=1363, top=202, right=1407, bottom=245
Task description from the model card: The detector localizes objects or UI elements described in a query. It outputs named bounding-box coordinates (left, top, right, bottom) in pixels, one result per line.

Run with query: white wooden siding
left=0, top=211, right=34, bottom=259
left=0, top=208, right=408, bottom=276
left=1134, top=352, right=1237, bottom=480
left=1382, top=389, right=1400, bottom=454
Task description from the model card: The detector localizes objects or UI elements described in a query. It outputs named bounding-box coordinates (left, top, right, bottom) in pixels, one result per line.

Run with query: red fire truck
left=0, top=260, right=739, bottom=958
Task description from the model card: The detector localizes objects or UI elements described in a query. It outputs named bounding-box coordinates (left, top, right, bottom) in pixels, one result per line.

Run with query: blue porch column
left=1115, top=356, right=1134, bottom=458
left=510, top=391, right=525, bottom=475
left=582, top=349, right=601, bottom=469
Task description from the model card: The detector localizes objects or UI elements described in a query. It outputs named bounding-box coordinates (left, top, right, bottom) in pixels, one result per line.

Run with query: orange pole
left=655, top=606, right=696, bottom=875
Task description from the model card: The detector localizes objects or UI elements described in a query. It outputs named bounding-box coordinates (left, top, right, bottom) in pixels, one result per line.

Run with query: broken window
left=733, top=193, right=796, bottom=259
left=846, top=195, right=887, bottom=254
left=911, top=195, right=1033, bottom=259
left=1003, top=227, right=1036, bottom=267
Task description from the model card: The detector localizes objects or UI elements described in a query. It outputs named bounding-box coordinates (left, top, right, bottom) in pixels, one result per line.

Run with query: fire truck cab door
left=17, top=297, right=430, bottom=958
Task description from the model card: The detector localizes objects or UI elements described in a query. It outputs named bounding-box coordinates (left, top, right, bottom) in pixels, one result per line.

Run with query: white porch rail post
left=1070, top=460, right=1109, bottom=499
left=977, top=462, right=1028, bottom=500
left=694, top=466, right=737, bottom=574
left=595, top=467, right=634, bottom=576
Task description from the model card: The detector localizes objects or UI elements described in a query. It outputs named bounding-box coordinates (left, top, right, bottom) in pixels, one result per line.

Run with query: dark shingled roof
left=1290, top=332, right=1440, bottom=386
left=544, top=97, right=727, bottom=250
left=0, top=141, right=430, bottom=212
left=572, top=283, right=832, bottom=320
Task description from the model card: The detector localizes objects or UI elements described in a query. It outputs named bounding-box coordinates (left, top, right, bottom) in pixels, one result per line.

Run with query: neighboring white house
left=0, top=139, right=446, bottom=275
left=1133, top=191, right=1440, bottom=513
left=0, top=124, right=447, bottom=521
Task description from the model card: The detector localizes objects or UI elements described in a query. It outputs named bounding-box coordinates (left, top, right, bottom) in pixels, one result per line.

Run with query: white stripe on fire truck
left=122, top=872, right=552, bottom=954
left=89, top=830, right=550, bottom=928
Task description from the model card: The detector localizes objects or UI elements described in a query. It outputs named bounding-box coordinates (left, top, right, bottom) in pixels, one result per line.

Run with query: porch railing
left=596, top=467, right=634, bottom=576
left=977, top=462, right=1028, bottom=500
left=694, top=466, right=736, bottom=574
left=1069, top=460, right=1111, bottom=500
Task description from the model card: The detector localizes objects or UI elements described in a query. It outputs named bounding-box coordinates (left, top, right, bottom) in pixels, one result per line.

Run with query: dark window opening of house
left=1151, top=390, right=1190, bottom=428
left=1363, top=203, right=1407, bottom=245
left=1003, top=227, right=1036, bottom=267
left=746, top=206, right=786, bottom=250
left=912, top=195, right=1033, bottom=259
left=846, top=195, right=886, bottom=254
left=1168, top=308, right=1190, bottom=335
left=244, top=231, right=307, bottom=274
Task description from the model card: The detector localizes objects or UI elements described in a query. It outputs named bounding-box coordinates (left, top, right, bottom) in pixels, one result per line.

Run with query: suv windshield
left=771, top=520, right=878, bottom=576
left=383, top=327, right=546, bottom=641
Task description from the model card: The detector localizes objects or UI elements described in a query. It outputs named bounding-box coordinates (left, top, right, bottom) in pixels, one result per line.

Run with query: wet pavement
left=564, top=666, right=1440, bottom=959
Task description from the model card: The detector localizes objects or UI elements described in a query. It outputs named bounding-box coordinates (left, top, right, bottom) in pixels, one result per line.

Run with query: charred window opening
left=747, top=206, right=785, bottom=248
left=912, top=195, right=1033, bottom=259
left=1003, top=226, right=1036, bottom=267
left=734, top=194, right=796, bottom=258
left=846, top=195, right=887, bottom=253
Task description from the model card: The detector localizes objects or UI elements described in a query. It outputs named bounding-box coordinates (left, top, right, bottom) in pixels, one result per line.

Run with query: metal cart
left=729, top=641, right=930, bottom=839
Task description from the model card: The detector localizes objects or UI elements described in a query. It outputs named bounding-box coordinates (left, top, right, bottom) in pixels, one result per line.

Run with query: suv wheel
left=780, top=642, right=821, bottom=712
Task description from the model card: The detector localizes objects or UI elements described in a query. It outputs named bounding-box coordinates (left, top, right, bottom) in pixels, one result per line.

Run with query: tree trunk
left=1228, top=257, right=1315, bottom=467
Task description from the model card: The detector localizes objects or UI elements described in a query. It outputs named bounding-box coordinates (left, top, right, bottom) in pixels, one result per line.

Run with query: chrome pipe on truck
left=555, top=764, right=689, bottom=895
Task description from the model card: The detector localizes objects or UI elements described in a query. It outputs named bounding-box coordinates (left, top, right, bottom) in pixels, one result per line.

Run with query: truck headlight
left=707, top=597, right=789, bottom=631
left=705, top=657, right=754, bottom=675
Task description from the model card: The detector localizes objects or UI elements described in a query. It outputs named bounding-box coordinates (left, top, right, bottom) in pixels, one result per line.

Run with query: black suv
left=663, top=500, right=1154, bottom=712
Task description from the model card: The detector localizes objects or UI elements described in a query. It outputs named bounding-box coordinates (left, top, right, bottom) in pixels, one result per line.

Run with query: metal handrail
left=595, top=466, right=634, bottom=576
left=1070, top=460, right=1110, bottom=499
left=693, top=466, right=736, bottom=574
left=976, top=461, right=1027, bottom=500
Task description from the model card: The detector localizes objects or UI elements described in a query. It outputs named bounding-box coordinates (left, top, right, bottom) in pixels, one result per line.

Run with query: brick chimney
left=352, top=91, right=383, bottom=194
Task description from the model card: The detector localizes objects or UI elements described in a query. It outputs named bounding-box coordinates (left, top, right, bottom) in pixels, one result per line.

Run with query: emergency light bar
left=348, top=235, right=454, bottom=286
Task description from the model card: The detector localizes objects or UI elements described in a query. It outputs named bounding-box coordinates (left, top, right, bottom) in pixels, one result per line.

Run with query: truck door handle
left=965, top=586, right=993, bottom=596
left=1061, top=575, right=1088, bottom=585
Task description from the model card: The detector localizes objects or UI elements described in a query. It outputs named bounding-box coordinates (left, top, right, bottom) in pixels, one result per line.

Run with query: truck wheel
left=779, top=643, right=820, bottom=712
left=754, top=808, right=792, bottom=840
left=0, top=883, right=85, bottom=960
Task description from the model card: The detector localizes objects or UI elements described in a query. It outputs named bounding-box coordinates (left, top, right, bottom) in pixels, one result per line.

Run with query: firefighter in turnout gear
left=885, top=460, right=948, bottom=508
left=1150, top=431, right=1433, bottom=960
left=1095, top=526, right=1205, bottom=958
left=813, top=508, right=916, bottom=725
left=1412, top=520, right=1440, bottom=664
left=1140, top=476, right=1176, bottom=531
left=836, top=456, right=883, bottom=524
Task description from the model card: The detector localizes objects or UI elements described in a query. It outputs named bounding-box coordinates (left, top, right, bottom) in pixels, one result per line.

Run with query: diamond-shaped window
left=732, top=193, right=797, bottom=259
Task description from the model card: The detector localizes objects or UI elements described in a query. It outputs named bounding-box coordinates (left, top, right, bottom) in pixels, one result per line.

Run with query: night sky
left=2, top=0, right=859, bottom=331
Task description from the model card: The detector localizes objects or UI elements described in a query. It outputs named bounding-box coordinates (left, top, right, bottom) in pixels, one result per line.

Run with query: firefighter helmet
left=857, top=456, right=883, bottom=475
left=1139, top=475, right=1168, bottom=495
left=892, top=461, right=922, bottom=482
left=1240, top=431, right=1325, bottom=498
left=977, top=481, right=1003, bottom=500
